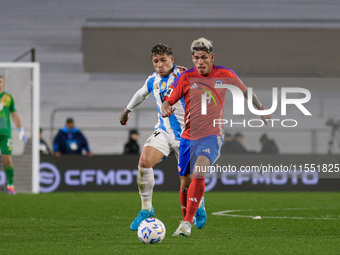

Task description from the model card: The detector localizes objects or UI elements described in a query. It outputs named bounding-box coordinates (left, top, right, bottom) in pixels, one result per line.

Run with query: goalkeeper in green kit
left=0, top=75, right=26, bottom=194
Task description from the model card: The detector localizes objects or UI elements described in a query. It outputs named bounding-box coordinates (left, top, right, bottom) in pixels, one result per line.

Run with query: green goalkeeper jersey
left=0, top=91, right=16, bottom=137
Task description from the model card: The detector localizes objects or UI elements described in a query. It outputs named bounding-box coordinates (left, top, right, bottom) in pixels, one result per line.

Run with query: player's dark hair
left=151, top=43, right=173, bottom=57
left=0, top=75, right=3, bottom=79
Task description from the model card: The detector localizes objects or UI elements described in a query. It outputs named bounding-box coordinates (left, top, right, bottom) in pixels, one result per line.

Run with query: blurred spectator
left=231, top=133, right=248, bottom=154
left=53, top=118, right=92, bottom=157
left=259, top=134, right=279, bottom=154
left=39, top=128, right=52, bottom=155
left=123, top=129, right=140, bottom=155
left=222, top=133, right=234, bottom=153
left=222, top=133, right=248, bottom=154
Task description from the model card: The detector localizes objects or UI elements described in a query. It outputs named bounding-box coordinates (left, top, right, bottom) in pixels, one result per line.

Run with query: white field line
left=212, top=208, right=339, bottom=220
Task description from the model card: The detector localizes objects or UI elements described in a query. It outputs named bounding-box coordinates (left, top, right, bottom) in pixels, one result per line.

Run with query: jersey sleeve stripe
left=214, top=65, right=239, bottom=78
left=171, top=74, right=181, bottom=88
left=225, top=68, right=239, bottom=78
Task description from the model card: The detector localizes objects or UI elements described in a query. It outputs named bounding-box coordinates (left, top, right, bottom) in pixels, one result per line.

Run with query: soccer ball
left=137, top=218, right=166, bottom=244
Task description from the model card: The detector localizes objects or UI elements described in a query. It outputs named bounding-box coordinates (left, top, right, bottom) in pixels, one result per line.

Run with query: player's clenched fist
left=161, top=101, right=175, bottom=118
left=119, top=108, right=131, bottom=126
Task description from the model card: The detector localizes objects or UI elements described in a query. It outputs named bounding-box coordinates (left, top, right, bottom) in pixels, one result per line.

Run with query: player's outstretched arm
left=120, top=83, right=151, bottom=126
left=161, top=101, right=176, bottom=118
left=119, top=108, right=131, bottom=126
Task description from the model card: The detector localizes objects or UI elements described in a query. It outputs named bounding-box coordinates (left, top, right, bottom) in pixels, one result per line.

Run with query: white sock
left=138, top=166, right=154, bottom=211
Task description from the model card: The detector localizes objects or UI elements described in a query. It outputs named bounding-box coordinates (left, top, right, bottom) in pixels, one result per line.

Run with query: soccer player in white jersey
left=120, top=43, right=206, bottom=231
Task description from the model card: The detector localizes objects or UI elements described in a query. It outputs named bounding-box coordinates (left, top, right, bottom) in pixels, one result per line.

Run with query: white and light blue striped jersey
left=126, top=65, right=185, bottom=140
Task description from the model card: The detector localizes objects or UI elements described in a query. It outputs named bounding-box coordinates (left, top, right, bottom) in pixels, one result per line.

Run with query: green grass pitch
left=0, top=192, right=339, bottom=255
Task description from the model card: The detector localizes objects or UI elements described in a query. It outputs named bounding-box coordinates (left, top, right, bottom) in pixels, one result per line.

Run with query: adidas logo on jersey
left=202, top=148, right=211, bottom=154
left=190, top=83, right=199, bottom=89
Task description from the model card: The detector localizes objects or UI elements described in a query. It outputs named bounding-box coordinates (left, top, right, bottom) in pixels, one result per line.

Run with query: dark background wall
left=38, top=154, right=340, bottom=192
left=83, top=27, right=340, bottom=77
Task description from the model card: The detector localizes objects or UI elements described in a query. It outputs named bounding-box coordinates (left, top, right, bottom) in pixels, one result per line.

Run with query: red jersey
left=163, top=65, right=246, bottom=140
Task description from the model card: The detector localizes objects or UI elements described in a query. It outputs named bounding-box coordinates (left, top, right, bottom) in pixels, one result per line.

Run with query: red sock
left=184, top=177, right=205, bottom=225
left=180, top=190, right=187, bottom=220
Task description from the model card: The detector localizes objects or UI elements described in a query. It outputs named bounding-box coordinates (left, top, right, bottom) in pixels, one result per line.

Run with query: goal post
left=0, top=62, right=40, bottom=193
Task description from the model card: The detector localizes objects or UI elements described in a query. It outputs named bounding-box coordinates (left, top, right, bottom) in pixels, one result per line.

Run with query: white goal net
left=0, top=63, right=40, bottom=193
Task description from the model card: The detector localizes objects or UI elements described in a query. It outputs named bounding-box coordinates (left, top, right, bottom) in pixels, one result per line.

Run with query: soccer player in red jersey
left=162, top=38, right=271, bottom=237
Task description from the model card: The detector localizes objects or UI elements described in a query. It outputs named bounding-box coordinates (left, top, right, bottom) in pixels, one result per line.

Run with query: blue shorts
left=177, top=135, right=223, bottom=176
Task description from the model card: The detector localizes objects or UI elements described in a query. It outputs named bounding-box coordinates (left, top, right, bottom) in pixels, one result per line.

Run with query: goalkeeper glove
left=18, top=127, right=26, bottom=144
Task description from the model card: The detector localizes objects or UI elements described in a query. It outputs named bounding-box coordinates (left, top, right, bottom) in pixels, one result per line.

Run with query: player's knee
left=179, top=175, right=191, bottom=193
left=180, top=180, right=190, bottom=193
left=180, top=185, right=189, bottom=193
left=3, top=156, right=12, bottom=167
left=138, top=155, right=153, bottom=168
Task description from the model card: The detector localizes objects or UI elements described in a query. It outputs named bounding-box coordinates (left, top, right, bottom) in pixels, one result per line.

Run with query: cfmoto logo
left=40, top=162, right=61, bottom=193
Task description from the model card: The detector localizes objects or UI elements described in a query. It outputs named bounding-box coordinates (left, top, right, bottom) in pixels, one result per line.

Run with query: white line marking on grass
left=212, top=208, right=339, bottom=220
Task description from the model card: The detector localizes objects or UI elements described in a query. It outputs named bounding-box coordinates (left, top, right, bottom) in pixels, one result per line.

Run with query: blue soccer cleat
left=130, top=206, right=155, bottom=231
left=195, top=197, right=207, bottom=229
